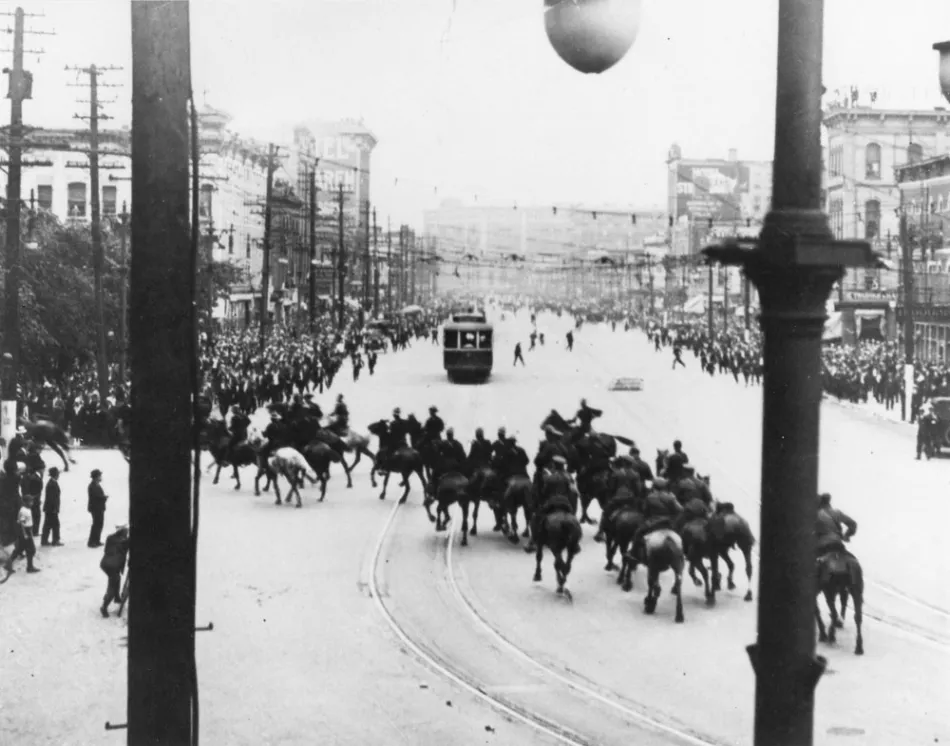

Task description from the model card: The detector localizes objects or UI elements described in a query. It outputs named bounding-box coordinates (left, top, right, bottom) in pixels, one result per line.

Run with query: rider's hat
left=429, top=406, right=438, bottom=413
left=818, top=492, right=832, bottom=503
left=552, top=455, right=567, bottom=465
left=653, top=477, right=669, bottom=489
left=393, top=407, right=401, bottom=416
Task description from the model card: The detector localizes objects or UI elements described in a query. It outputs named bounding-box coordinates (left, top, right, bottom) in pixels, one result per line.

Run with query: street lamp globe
left=935, top=41, right=950, bottom=103
left=544, top=0, right=642, bottom=75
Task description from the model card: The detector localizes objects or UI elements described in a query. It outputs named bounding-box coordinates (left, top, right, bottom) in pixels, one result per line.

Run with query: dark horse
left=425, top=471, right=475, bottom=546
left=815, top=549, right=864, bottom=655
left=367, top=420, right=428, bottom=503
left=205, top=419, right=261, bottom=491
left=532, top=508, right=583, bottom=599
left=17, top=418, right=75, bottom=472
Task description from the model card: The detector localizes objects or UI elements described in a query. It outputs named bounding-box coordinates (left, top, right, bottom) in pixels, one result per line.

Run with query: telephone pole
left=386, top=217, right=393, bottom=314
left=118, top=202, right=130, bottom=383
left=260, top=143, right=277, bottom=354
left=308, top=168, right=317, bottom=332
left=128, top=2, right=195, bottom=743
left=363, top=199, right=371, bottom=308
left=1, top=7, right=53, bottom=446
left=66, top=62, right=123, bottom=404
left=337, top=182, right=346, bottom=331
left=372, top=207, right=380, bottom=316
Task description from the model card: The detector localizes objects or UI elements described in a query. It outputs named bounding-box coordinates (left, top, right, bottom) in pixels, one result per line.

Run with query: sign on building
left=675, top=163, right=750, bottom=221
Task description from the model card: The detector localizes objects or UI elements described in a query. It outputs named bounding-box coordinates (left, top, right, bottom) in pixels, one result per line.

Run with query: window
left=37, top=185, right=53, bottom=210
left=67, top=182, right=87, bottom=217
left=864, top=199, right=880, bottom=239
left=443, top=329, right=458, bottom=348
left=102, top=186, right=117, bottom=216
left=477, top=330, right=492, bottom=349
left=199, top=184, right=213, bottom=218
left=908, top=143, right=924, bottom=165
left=829, top=146, right=843, bottom=178
left=865, top=143, right=882, bottom=179
left=829, top=197, right=844, bottom=239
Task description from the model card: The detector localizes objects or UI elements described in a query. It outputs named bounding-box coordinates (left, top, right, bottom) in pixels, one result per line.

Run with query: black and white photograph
left=1, top=1, right=949, bottom=744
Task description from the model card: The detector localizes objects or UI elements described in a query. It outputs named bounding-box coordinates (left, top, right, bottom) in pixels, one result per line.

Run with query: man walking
left=87, top=469, right=107, bottom=548
left=41, top=466, right=62, bottom=547
left=4, top=492, right=40, bottom=576
left=513, top=342, right=526, bottom=366
left=99, top=523, right=130, bottom=617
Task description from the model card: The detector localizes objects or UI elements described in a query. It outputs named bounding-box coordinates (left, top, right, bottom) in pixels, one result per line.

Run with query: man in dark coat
left=23, top=464, right=43, bottom=538
left=422, top=406, right=444, bottom=445
left=87, top=469, right=107, bottom=548
left=630, top=478, right=683, bottom=558
left=100, top=524, right=130, bottom=617
left=41, top=466, right=62, bottom=546
left=524, top=456, right=576, bottom=553
left=467, top=428, right=493, bottom=471
left=227, top=405, right=251, bottom=457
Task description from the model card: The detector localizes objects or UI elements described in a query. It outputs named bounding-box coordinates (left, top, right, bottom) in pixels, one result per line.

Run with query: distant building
left=666, top=144, right=772, bottom=256
left=822, top=104, right=950, bottom=248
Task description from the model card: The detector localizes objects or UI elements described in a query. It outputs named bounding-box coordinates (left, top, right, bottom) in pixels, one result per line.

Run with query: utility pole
left=337, top=182, right=346, bottom=331
left=363, top=199, right=371, bottom=309
left=128, top=2, right=195, bottom=743
left=743, top=270, right=751, bottom=332
left=386, top=217, right=393, bottom=315
left=1, top=7, right=52, bottom=446
left=260, top=143, right=277, bottom=354
left=308, top=168, right=317, bottom=332
left=372, top=207, right=380, bottom=316
left=65, top=62, right=123, bottom=404
left=118, top=202, right=130, bottom=383
left=901, top=204, right=915, bottom=421
left=707, top=262, right=714, bottom=336
left=398, top=225, right=405, bottom=309
left=723, top=266, right=730, bottom=329
left=409, top=228, right=417, bottom=304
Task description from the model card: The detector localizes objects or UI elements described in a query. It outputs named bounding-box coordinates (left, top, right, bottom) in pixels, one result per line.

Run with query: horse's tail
left=612, top=434, right=634, bottom=447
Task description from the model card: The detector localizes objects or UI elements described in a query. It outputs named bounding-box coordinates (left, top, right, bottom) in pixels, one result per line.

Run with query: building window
left=865, top=143, right=882, bottom=179
left=37, top=185, right=53, bottom=210
left=67, top=182, right=87, bottom=217
left=829, top=146, right=843, bottom=178
left=102, top=186, right=117, bottom=216
left=865, top=199, right=880, bottom=239
left=908, top=143, right=924, bottom=165
left=199, top=184, right=213, bottom=218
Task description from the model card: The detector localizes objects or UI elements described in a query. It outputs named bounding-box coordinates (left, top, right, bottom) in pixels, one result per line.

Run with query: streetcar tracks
left=576, top=332, right=950, bottom=649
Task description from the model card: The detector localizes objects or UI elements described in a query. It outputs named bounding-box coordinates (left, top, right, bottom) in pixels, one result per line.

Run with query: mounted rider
left=630, top=478, right=683, bottom=559
left=670, top=465, right=714, bottom=508
left=388, top=408, right=410, bottom=450
left=227, top=404, right=251, bottom=456
left=626, top=445, right=655, bottom=487
left=423, top=406, right=445, bottom=445
left=329, top=394, right=349, bottom=436
left=525, top=455, right=577, bottom=553
left=815, top=493, right=857, bottom=558
left=573, top=398, right=602, bottom=435
left=261, top=409, right=290, bottom=466
left=592, top=454, right=643, bottom=543
left=302, top=393, right=323, bottom=419
left=437, top=428, right=467, bottom=476
left=491, top=427, right=509, bottom=462
left=467, top=428, right=494, bottom=471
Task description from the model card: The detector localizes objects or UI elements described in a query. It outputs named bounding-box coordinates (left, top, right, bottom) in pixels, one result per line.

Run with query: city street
left=2, top=310, right=948, bottom=745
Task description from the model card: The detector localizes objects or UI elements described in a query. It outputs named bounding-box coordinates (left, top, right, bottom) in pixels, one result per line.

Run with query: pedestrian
left=0, top=458, right=22, bottom=547
left=4, top=491, right=40, bottom=576
left=672, top=345, right=686, bottom=369
left=87, top=469, right=107, bottom=548
left=99, top=523, right=130, bottom=618
left=513, top=342, right=526, bottom=366
left=24, top=464, right=43, bottom=537
left=41, top=466, right=62, bottom=547
left=566, top=330, right=574, bottom=351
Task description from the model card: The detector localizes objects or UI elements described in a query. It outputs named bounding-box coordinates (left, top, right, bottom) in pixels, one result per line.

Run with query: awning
left=229, top=293, right=257, bottom=302
left=855, top=309, right=885, bottom=318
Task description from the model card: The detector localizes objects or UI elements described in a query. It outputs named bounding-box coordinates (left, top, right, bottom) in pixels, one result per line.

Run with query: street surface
left=2, top=308, right=948, bottom=745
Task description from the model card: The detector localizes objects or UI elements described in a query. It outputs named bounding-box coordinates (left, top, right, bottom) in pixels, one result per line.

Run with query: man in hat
left=593, top=456, right=644, bottom=543
left=4, top=491, right=39, bottom=575
left=87, top=469, right=107, bottom=548
left=100, top=523, right=130, bottom=617
left=627, top=444, right=654, bottom=487
left=41, top=466, right=62, bottom=546
left=330, top=394, right=350, bottom=436
left=23, top=461, right=43, bottom=539
left=630, top=477, right=683, bottom=560
left=524, top=455, right=576, bottom=553
left=301, top=393, right=322, bottom=419
left=261, top=410, right=289, bottom=466
left=423, top=406, right=444, bottom=445
left=389, top=408, right=409, bottom=449
left=227, top=404, right=251, bottom=459
left=815, top=493, right=857, bottom=559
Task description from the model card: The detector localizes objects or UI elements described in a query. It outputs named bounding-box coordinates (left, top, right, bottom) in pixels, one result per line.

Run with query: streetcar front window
left=444, top=329, right=459, bottom=348
left=461, top=331, right=477, bottom=349
left=477, top=330, right=492, bottom=349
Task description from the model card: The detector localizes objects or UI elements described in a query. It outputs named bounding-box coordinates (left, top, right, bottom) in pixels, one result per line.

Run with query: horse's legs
left=825, top=589, right=840, bottom=643
left=741, top=544, right=754, bottom=601
left=605, top=535, right=618, bottom=571
left=213, top=462, right=223, bottom=485
left=469, top=499, right=479, bottom=536
left=49, top=442, right=70, bottom=472
left=254, top=467, right=262, bottom=497
left=673, top=569, right=685, bottom=623
left=724, top=550, right=737, bottom=591
left=644, top=567, right=658, bottom=614
left=363, top=448, right=377, bottom=488
left=815, top=600, right=829, bottom=642
left=554, top=553, right=566, bottom=593
left=292, top=478, right=303, bottom=508
left=533, top=543, right=543, bottom=582
left=579, top=494, right=593, bottom=525
left=339, top=455, right=354, bottom=489
left=852, top=589, right=864, bottom=655
left=319, top=473, right=328, bottom=501
left=272, top=476, right=282, bottom=506
left=693, top=556, right=714, bottom=605
left=460, top=500, right=470, bottom=547
left=398, top=470, right=413, bottom=504
left=379, top=471, right=390, bottom=500
left=233, top=464, right=242, bottom=490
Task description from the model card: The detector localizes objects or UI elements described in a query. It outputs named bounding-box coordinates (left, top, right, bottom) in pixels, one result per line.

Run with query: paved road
left=3, top=308, right=948, bottom=745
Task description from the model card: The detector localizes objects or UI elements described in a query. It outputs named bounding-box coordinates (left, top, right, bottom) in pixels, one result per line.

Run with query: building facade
left=666, top=144, right=773, bottom=256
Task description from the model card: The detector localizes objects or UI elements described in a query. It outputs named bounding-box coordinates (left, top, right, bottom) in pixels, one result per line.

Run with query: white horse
left=325, top=417, right=377, bottom=488
left=267, top=447, right=317, bottom=508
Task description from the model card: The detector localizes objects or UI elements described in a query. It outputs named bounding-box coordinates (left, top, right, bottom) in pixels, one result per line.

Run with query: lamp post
left=117, top=202, right=130, bottom=384
left=545, top=2, right=881, bottom=745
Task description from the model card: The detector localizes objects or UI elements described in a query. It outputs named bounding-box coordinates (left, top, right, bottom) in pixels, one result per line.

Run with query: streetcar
left=443, top=311, right=493, bottom=382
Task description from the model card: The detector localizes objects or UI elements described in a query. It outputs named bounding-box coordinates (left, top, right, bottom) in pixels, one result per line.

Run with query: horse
left=205, top=419, right=261, bottom=491
left=815, top=549, right=864, bottom=655
left=424, top=472, right=474, bottom=546
left=678, top=516, right=717, bottom=605
left=17, top=418, right=75, bottom=472
left=575, top=466, right=611, bottom=525
left=532, top=508, right=583, bottom=599
left=626, top=528, right=686, bottom=623
left=267, top=447, right=318, bottom=508
left=500, top=474, right=534, bottom=544
left=917, top=409, right=939, bottom=460
left=325, top=420, right=377, bottom=487
left=706, top=502, right=756, bottom=601
left=367, top=420, right=428, bottom=504
left=604, top=507, right=645, bottom=589
left=299, top=441, right=344, bottom=501
left=541, top=410, right=632, bottom=468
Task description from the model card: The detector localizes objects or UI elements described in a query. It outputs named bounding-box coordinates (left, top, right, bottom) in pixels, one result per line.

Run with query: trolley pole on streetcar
left=129, top=2, right=196, bottom=743
left=309, top=168, right=317, bottom=333
left=701, top=2, right=879, bottom=743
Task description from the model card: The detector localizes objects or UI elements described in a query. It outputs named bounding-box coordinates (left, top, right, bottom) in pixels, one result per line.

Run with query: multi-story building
left=666, top=144, right=773, bottom=256
left=6, top=126, right=132, bottom=224
left=823, top=103, right=950, bottom=247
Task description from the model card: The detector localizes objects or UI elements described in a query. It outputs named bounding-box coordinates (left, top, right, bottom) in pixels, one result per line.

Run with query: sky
left=11, top=0, right=950, bottom=227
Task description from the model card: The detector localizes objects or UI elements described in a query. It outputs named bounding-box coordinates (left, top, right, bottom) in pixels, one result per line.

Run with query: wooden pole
left=129, top=2, right=195, bottom=743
